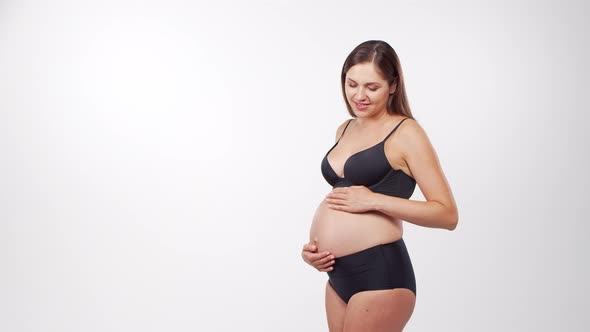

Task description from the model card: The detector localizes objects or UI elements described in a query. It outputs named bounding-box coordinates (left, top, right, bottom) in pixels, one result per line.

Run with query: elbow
left=447, top=220, right=458, bottom=231
left=446, top=208, right=459, bottom=231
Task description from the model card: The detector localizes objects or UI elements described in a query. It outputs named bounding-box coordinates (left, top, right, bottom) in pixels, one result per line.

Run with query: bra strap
left=383, top=118, right=409, bottom=142
left=336, top=119, right=354, bottom=143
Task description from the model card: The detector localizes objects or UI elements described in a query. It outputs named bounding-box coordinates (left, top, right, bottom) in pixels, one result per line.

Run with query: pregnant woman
left=302, top=40, right=459, bottom=332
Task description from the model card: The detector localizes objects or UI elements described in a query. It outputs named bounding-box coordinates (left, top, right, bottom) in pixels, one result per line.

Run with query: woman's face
left=344, top=62, right=396, bottom=117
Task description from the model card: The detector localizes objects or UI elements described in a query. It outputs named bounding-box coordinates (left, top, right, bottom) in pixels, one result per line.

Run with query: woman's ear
left=389, top=81, right=397, bottom=95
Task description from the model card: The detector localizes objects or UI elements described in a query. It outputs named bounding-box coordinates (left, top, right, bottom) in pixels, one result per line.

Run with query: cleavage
left=327, top=142, right=383, bottom=178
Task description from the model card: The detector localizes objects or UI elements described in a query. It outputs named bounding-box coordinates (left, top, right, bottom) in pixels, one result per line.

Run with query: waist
left=327, top=238, right=409, bottom=277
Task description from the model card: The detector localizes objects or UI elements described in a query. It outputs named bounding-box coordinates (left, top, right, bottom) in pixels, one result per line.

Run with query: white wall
left=1, top=0, right=588, bottom=331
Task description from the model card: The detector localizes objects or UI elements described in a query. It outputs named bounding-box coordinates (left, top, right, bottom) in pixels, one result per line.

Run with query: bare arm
left=372, top=119, right=458, bottom=230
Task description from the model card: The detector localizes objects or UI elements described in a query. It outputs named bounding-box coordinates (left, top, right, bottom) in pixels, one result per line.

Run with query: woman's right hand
left=301, top=238, right=335, bottom=272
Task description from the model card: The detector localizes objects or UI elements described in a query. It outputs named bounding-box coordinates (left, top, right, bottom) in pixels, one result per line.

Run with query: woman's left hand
left=325, top=186, right=377, bottom=213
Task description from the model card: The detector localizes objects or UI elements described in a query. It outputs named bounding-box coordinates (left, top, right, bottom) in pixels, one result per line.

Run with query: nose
left=355, top=87, right=367, bottom=101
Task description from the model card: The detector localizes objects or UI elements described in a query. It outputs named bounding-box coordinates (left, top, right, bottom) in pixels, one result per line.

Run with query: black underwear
left=327, top=238, right=417, bottom=304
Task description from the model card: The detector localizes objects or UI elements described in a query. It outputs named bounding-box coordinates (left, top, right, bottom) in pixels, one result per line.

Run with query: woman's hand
left=301, top=239, right=335, bottom=272
left=325, top=185, right=377, bottom=213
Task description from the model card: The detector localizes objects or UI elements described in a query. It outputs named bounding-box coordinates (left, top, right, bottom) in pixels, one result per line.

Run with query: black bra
left=321, top=118, right=416, bottom=199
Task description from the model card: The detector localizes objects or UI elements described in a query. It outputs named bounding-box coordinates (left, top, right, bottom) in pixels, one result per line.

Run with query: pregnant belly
left=309, top=198, right=403, bottom=257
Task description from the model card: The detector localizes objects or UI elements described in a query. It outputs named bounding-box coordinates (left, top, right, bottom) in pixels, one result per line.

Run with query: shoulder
left=396, top=118, right=437, bottom=162
left=398, top=117, right=425, bottom=139
left=334, top=118, right=353, bottom=142
left=392, top=118, right=430, bottom=153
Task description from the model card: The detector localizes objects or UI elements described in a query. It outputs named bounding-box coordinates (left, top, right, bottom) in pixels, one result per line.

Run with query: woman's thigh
left=343, top=288, right=416, bottom=332
left=325, top=281, right=347, bottom=332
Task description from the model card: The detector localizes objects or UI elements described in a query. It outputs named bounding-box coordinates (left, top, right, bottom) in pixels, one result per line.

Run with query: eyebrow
left=347, top=78, right=382, bottom=85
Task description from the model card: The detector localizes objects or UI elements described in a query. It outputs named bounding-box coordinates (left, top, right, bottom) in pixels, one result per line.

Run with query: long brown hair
left=341, top=40, right=414, bottom=119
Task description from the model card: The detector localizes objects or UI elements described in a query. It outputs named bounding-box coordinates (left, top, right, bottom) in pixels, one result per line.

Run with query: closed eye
left=348, top=84, right=378, bottom=91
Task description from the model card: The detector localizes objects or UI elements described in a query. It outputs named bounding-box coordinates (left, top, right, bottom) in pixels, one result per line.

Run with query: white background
left=1, top=0, right=588, bottom=331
